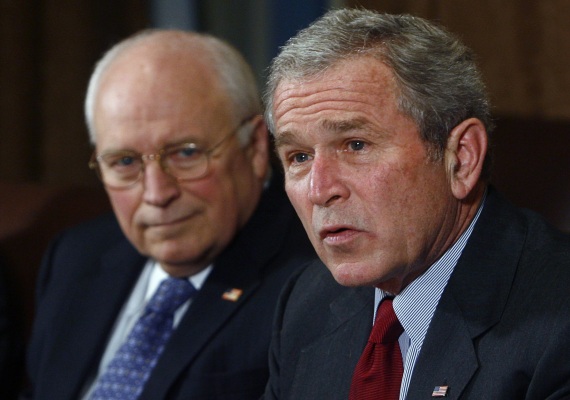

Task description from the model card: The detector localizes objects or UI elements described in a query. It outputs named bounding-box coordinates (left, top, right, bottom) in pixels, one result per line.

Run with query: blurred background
left=0, top=0, right=569, bottom=396
left=2, top=0, right=570, bottom=221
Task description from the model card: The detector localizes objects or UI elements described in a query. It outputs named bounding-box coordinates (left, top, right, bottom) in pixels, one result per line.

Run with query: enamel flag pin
left=432, top=386, right=449, bottom=397
left=222, top=288, right=243, bottom=302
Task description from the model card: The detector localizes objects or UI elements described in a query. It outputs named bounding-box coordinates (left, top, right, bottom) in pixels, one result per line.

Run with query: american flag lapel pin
left=222, top=288, right=243, bottom=302
left=432, top=385, right=449, bottom=397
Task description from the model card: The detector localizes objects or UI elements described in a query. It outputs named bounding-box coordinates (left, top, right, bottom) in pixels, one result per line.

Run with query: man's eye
left=117, top=156, right=135, bottom=166
left=166, top=146, right=204, bottom=171
left=168, top=145, right=202, bottom=164
left=348, top=140, right=366, bottom=151
left=177, top=146, right=199, bottom=158
left=105, top=155, right=138, bottom=168
left=292, top=153, right=311, bottom=164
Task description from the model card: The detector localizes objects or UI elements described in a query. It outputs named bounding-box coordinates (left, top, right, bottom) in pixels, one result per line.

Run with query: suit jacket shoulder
left=141, top=172, right=317, bottom=399
left=264, top=260, right=374, bottom=399
left=27, top=213, right=147, bottom=399
left=27, top=173, right=317, bottom=400
left=408, top=188, right=570, bottom=399
left=264, top=188, right=570, bottom=400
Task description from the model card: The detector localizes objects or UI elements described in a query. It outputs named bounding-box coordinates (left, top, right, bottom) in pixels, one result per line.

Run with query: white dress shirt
left=81, top=260, right=212, bottom=399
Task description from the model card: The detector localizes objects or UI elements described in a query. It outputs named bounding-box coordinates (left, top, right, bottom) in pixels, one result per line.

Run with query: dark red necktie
left=349, top=297, right=404, bottom=400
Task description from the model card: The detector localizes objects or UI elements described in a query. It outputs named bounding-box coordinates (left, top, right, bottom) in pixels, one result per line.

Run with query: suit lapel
left=43, top=239, right=145, bottom=399
left=405, top=292, right=479, bottom=399
left=142, top=264, right=262, bottom=398
left=141, top=173, right=296, bottom=398
left=290, top=286, right=374, bottom=399
left=328, top=284, right=374, bottom=334
left=407, top=189, right=527, bottom=399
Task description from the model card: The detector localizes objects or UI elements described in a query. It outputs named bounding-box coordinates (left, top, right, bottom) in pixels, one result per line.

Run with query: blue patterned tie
left=89, top=277, right=197, bottom=400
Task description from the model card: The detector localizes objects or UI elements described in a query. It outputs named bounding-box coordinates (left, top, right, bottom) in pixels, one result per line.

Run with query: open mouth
left=320, top=226, right=354, bottom=240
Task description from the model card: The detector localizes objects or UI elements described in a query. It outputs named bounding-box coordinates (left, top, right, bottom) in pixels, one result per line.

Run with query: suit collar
left=45, top=234, right=146, bottom=399
left=289, top=266, right=374, bottom=399
left=141, top=171, right=299, bottom=398
left=407, top=187, right=527, bottom=399
left=327, top=283, right=373, bottom=334
left=445, top=187, right=525, bottom=337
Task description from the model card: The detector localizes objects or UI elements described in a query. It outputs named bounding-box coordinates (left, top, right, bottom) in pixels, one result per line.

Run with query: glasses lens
left=97, top=152, right=142, bottom=187
left=90, top=136, right=228, bottom=188
left=163, top=144, right=208, bottom=181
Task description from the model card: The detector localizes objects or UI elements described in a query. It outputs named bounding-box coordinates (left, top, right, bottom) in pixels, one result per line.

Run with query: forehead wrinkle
left=279, top=81, right=380, bottom=104
left=276, top=86, right=391, bottom=127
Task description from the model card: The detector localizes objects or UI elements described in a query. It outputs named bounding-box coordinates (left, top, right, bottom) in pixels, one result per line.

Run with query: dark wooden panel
left=491, top=117, right=570, bottom=232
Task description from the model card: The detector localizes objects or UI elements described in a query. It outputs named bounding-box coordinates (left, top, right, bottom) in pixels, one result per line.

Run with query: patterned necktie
left=89, top=277, right=197, bottom=400
left=349, top=297, right=404, bottom=400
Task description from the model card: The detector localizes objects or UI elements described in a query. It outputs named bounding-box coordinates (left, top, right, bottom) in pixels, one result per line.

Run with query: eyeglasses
left=89, top=116, right=254, bottom=189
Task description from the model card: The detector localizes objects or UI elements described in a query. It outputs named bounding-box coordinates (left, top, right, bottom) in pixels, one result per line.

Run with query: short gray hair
left=85, top=30, right=261, bottom=145
left=264, top=8, right=494, bottom=177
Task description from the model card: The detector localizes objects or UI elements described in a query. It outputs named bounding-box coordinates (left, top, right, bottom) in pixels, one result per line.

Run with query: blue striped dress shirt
left=374, top=193, right=486, bottom=400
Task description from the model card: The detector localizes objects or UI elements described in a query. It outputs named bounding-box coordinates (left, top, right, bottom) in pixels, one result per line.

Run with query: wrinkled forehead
left=272, top=57, right=401, bottom=131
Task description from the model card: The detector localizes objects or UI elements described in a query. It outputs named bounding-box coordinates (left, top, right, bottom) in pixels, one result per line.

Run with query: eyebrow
left=273, top=131, right=296, bottom=149
left=274, top=117, right=369, bottom=149
left=321, top=118, right=367, bottom=133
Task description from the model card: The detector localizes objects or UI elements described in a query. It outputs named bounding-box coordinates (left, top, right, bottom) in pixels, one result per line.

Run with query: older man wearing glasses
left=25, top=30, right=315, bottom=400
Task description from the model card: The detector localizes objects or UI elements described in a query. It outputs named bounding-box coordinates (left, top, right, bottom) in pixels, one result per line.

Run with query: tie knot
left=370, top=298, right=403, bottom=344
left=146, top=277, right=197, bottom=315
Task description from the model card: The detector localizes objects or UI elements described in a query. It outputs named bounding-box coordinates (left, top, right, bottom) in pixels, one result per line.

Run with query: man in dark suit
left=26, top=30, right=315, bottom=400
left=263, top=8, right=570, bottom=399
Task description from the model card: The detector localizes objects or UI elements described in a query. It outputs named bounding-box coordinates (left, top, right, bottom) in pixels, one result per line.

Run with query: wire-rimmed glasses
left=89, top=116, right=254, bottom=189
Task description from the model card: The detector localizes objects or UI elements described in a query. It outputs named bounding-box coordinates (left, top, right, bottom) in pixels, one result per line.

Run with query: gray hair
left=85, top=30, right=261, bottom=145
left=264, top=8, right=494, bottom=177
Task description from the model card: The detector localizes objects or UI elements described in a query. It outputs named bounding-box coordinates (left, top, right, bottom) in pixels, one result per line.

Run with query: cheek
left=184, top=178, right=217, bottom=202
left=285, top=179, right=310, bottom=217
left=382, top=163, right=449, bottom=240
left=193, top=168, right=246, bottom=229
left=285, top=179, right=323, bottom=248
left=107, top=190, right=140, bottom=230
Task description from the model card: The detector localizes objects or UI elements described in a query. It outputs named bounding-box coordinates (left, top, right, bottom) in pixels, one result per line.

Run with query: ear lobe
left=444, top=118, right=488, bottom=200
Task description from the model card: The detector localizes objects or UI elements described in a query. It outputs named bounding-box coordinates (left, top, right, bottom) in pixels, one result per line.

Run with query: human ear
left=246, top=115, right=270, bottom=180
left=444, top=118, right=488, bottom=200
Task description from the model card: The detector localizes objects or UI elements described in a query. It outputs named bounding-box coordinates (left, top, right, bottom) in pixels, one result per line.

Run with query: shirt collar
left=375, top=190, right=487, bottom=346
left=146, top=261, right=213, bottom=302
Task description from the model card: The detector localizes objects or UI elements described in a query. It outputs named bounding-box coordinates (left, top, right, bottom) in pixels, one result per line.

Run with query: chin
left=147, top=243, right=200, bottom=264
left=328, top=262, right=375, bottom=288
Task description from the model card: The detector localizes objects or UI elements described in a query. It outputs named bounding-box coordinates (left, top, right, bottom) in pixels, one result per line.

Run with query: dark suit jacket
left=26, top=174, right=316, bottom=400
left=264, top=188, right=570, bottom=399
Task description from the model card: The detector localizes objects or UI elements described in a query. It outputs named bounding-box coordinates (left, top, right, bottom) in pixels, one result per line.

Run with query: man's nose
left=308, top=153, right=348, bottom=207
left=142, top=161, right=180, bottom=207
